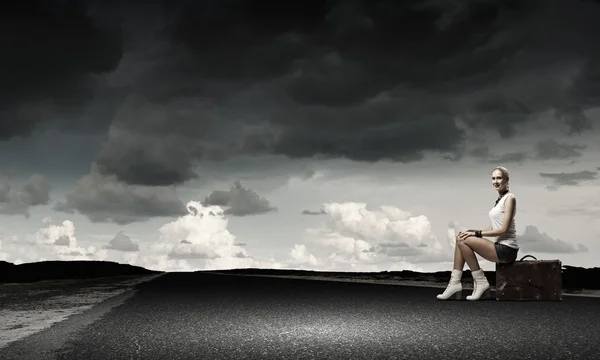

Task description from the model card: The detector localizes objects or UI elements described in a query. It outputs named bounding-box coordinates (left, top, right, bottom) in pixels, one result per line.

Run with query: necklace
left=494, top=189, right=509, bottom=206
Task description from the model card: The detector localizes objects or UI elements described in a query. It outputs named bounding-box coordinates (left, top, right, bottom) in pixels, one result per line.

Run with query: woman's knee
left=456, top=238, right=469, bottom=248
left=455, top=233, right=466, bottom=244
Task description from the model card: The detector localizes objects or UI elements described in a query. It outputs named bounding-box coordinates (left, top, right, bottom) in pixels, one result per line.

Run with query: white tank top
left=488, top=192, right=518, bottom=249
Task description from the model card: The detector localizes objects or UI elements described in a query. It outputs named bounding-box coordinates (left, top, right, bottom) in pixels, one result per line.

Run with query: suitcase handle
left=519, top=255, right=537, bottom=261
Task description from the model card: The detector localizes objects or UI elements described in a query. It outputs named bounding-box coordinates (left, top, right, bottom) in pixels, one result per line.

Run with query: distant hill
left=0, top=260, right=163, bottom=284
left=2, top=260, right=598, bottom=291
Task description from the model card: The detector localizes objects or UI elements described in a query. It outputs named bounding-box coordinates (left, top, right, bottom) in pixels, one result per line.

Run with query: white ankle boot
left=437, top=269, right=463, bottom=300
left=466, top=269, right=490, bottom=301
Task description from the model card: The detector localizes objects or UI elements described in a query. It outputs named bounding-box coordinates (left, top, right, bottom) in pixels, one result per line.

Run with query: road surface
left=1, top=272, right=599, bottom=359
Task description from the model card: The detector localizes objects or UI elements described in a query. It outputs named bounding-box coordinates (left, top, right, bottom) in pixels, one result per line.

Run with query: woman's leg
left=437, top=234, right=466, bottom=300
left=453, top=235, right=466, bottom=271
left=457, top=240, right=481, bottom=271
left=457, top=237, right=498, bottom=300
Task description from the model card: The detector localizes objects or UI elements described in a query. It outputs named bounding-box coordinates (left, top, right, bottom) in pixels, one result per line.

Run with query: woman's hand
left=457, top=231, right=475, bottom=241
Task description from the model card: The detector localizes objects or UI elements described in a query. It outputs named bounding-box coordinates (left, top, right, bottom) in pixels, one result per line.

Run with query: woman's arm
left=469, top=225, right=491, bottom=232
left=459, top=225, right=493, bottom=240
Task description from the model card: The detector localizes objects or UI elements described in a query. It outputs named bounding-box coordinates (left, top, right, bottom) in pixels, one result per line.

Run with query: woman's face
left=492, top=170, right=507, bottom=191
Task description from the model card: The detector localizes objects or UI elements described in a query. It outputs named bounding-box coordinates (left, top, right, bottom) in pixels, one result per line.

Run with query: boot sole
left=466, top=288, right=491, bottom=301
left=436, top=290, right=462, bottom=300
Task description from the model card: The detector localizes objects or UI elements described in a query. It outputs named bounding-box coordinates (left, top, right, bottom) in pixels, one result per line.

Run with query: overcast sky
left=1, top=0, right=599, bottom=273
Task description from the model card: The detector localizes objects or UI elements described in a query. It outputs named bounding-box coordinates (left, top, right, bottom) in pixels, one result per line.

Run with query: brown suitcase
left=495, top=255, right=563, bottom=301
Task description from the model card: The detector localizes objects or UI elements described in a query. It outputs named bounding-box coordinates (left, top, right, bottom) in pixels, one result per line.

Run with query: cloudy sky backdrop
left=1, top=0, right=599, bottom=273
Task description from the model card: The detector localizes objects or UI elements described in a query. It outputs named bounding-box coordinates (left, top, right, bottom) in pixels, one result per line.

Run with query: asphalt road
left=1, top=272, right=599, bottom=360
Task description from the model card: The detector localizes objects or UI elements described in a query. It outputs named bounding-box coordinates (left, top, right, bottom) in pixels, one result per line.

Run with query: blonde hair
left=492, top=166, right=510, bottom=190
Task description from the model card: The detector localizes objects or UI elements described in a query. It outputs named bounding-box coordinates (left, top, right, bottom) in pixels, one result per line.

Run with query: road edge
left=0, top=273, right=167, bottom=360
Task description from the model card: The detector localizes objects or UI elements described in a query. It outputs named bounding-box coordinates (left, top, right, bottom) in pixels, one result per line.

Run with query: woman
left=437, top=166, right=519, bottom=301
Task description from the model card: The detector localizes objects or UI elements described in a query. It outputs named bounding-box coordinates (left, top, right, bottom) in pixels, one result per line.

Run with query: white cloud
left=3, top=193, right=590, bottom=274
left=288, top=244, right=319, bottom=268
left=1, top=201, right=291, bottom=272
left=304, top=202, right=450, bottom=268
left=32, top=217, right=77, bottom=247
left=130, top=201, right=285, bottom=271
left=155, top=201, right=246, bottom=262
left=0, top=218, right=106, bottom=264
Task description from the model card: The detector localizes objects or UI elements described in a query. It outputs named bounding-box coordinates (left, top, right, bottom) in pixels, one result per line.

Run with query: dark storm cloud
left=534, top=139, right=586, bottom=160
left=104, top=231, right=139, bottom=252
left=251, top=105, right=464, bottom=162
left=547, top=197, right=600, bottom=218
left=0, top=0, right=122, bottom=139
left=302, top=209, right=326, bottom=215
left=92, top=95, right=209, bottom=186
left=470, top=138, right=588, bottom=163
left=0, top=174, right=51, bottom=217
left=91, top=0, right=600, bottom=187
left=539, top=170, right=597, bottom=187
left=54, top=165, right=187, bottom=224
left=555, top=107, right=594, bottom=135
left=493, top=152, right=528, bottom=163
left=0, top=180, right=10, bottom=202
left=162, top=0, right=532, bottom=98
left=469, top=145, right=528, bottom=164
left=20, top=174, right=52, bottom=206
left=464, top=97, right=537, bottom=138
left=376, top=242, right=426, bottom=258
left=10, top=0, right=600, bottom=189
left=202, top=181, right=277, bottom=216
left=517, top=225, right=588, bottom=253
left=54, top=235, right=70, bottom=246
